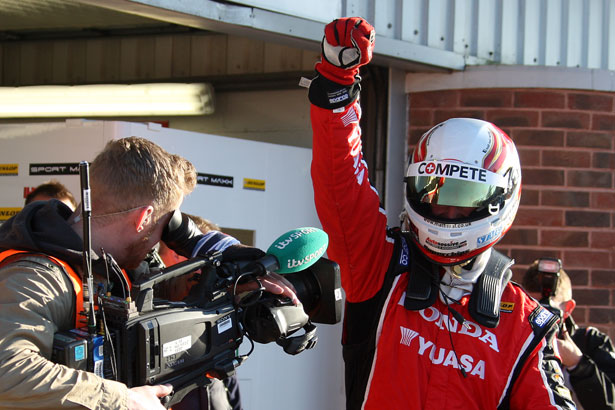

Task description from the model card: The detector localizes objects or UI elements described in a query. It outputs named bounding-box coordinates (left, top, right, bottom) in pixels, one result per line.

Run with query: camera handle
left=159, top=355, right=247, bottom=408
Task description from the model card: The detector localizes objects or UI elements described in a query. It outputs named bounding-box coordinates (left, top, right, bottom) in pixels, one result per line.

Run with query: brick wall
left=408, top=88, right=615, bottom=337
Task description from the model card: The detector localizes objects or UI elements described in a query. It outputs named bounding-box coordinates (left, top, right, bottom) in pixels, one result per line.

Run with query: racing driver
left=307, top=17, right=576, bottom=410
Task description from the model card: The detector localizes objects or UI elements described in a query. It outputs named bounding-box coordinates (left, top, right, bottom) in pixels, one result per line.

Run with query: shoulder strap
left=401, top=234, right=439, bottom=311
left=497, top=302, right=560, bottom=409
left=0, top=249, right=84, bottom=328
left=468, top=249, right=514, bottom=328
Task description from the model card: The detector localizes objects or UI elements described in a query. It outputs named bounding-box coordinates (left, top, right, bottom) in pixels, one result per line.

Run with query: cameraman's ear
left=135, top=206, right=154, bottom=233
left=563, top=299, right=576, bottom=318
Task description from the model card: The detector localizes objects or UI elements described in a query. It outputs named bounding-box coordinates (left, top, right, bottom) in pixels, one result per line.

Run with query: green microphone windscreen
left=267, top=227, right=329, bottom=273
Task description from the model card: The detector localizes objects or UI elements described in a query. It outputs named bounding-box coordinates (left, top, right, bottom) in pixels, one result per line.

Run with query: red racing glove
left=315, top=17, right=375, bottom=85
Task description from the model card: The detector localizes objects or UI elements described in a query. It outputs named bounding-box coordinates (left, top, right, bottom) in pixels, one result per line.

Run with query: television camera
left=52, top=163, right=343, bottom=408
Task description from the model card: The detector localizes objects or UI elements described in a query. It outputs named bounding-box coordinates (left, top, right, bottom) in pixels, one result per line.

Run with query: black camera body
left=100, top=280, right=242, bottom=389
left=53, top=252, right=342, bottom=408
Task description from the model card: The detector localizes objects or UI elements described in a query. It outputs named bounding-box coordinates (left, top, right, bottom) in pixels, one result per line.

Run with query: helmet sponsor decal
left=477, top=227, right=502, bottom=246
left=423, top=217, right=471, bottom=229
left=426, top=237, right=467, bottom=251
left=408, top=161, right=507, bottom=187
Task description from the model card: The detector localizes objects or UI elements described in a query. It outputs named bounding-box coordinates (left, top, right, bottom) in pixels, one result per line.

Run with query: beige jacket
left=0, top=254, right=128, bottom=409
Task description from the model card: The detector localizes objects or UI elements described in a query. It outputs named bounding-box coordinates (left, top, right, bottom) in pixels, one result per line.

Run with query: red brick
left=510, top=268, right=526, bottom=284
left=593, top=114, right=615, bottom=131
left=592, top=270, right=615, bottom=287
left=510, top=249, right=561, bottom=265
left=515, top=208, right=564, bottom=226
left=522, top=169, right=564, bottom=186
left=499, top=228, right=538, bottom=245
left=567, top=170, right=612, bottom=188
left=410, top=90, right=458, bottom=108
left=542, top=111, right=591, bottom=129
left=542, top=149, right=591, bottom=167
left=409, top=108, right=434, bottom=126
left=568, top=92, right=614, bottom=112
left=486, top=110, right=539, bottom=127
left=520, top=188, right=539, bottom=205
left=499, top=127, right=513, bottom=137
left=567, top=269, right=589, bottom=286
left=540, top=230, right=588, bottom=247
left=518, top=148, right=540, bottom=166
left=408, top=127, right=430, bottom=145
left=571, top=307, right=587, bottom=324
left=591, top=192, right=615, bottom=209
left=515, top=90, right=566, bottom=109
left=433, top=110, right=485, bottom=123
left=590, top=231, right=615, bottom=249
left=564, top=250, right=611, bottom=269
left=593, top=152, right=615, bottom=169
left=511, top=129, right=565, bottom=147
left=460, top=90, right=513, bottom=107
left=567, top=131, right=612, bottom=149
left=589, top=307, right=615, bottom=324
left=540, top=190, right=589, bottom=207
left=565, top=210, right=611, bottom=227
left=574, top=288, right=611, bottom=305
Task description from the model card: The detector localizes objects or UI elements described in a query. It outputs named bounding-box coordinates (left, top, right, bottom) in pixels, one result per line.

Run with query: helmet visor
left=406, top=161, right=507, bottom=208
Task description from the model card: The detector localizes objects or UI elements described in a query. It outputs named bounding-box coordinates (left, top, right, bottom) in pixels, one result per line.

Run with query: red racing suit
left=310, top=99, right=576, bottom=410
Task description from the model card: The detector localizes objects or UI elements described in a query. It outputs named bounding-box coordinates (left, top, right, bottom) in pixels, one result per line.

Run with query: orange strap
left=0, top=249, right=84, bottom=328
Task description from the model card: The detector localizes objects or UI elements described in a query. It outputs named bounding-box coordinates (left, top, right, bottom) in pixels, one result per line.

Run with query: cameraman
left=523, top=259, right=615, bottom=410
left=0, top=137, right=297, bottom=410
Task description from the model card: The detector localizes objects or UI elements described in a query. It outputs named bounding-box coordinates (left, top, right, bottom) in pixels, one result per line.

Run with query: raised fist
left=316, top=17, right=375, bottom=85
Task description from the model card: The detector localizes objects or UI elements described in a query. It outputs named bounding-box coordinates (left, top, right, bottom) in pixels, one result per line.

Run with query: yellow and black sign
left=500, top=301, right=515, bottom=313
left=0, top=164, right=18, bottom=176
left=0, top=207, right=22, bottom=221
left=243, top=178, right=266, bottom=191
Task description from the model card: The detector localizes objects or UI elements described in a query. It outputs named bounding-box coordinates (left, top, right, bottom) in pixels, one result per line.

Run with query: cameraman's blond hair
left=90, top=137, right=196, bottom=223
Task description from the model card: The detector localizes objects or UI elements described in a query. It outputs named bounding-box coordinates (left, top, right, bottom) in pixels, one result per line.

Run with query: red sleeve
left=310, top=101, right=394, bottom=303
left=508, top=337, right=576, bottom=409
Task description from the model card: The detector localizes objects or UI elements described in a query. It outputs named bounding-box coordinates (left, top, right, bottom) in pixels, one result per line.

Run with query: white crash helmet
left=404, top=118, right=521, bottom=266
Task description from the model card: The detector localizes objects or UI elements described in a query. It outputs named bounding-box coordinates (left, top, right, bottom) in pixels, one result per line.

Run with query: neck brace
left=439, top=249, right=491, bottom=303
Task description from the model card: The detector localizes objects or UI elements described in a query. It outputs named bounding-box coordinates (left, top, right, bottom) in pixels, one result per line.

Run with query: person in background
left=158, top=213, right=243, bottom=410
left=25, top=179, right=78, bottom=211
left=0, top=137, right=297, bottom=410
left=307, top=16, right=575, bottom=409
left=523, top=258, right=615, bottom=410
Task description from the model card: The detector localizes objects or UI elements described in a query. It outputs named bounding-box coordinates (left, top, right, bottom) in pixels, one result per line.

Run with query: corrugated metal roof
left=228, top=0, right=615, bottom=70
left=2, top=0, right=611, bottom=71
